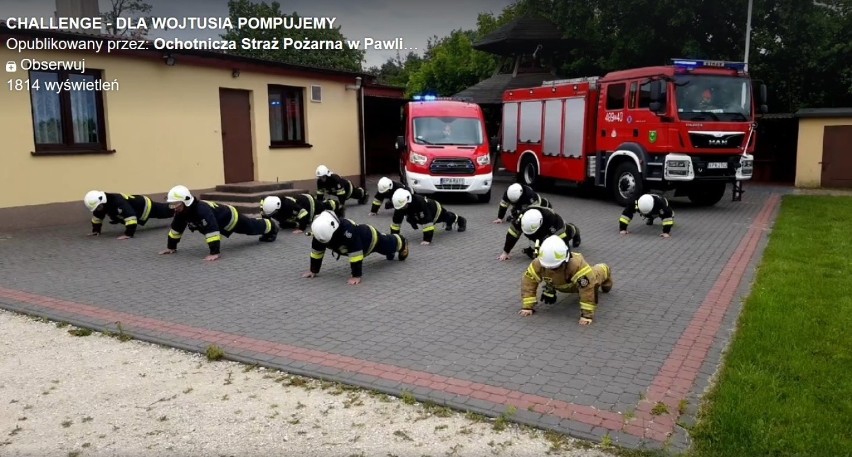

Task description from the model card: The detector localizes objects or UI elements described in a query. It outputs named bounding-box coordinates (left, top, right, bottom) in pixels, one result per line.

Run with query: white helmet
left=83, top=190, right=106, bottom=212
left=538, top=235, right=570, bottom=268
left=377, top=177, right=394, bottom=194
left=316, top=165, right=331, bottom=177
left=507, top=183, right=523, bottom=203
left=520, top=209, right=543, bottom=235
left=392, top=188, right=412, bottom=210
left=638, top=194, right=655, bottom=214
left=310, top=210, right=340, bottom=243
left=260, top=196, right=281, bottom=216
left=167, top=185, right=194, bottom=207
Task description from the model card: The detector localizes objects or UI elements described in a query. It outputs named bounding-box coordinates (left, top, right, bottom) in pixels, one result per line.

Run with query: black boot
left=358, top=190, right=369, bottom=205
left=259, top=219, right=279, bottom=242
left=457, top=216, right=467, bottom=232
left=398, top=235, right=409, bottom=261
left=572, top=233, right=581, bottom=248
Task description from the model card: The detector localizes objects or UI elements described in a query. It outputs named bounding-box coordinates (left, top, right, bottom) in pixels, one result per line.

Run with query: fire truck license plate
left=440, top=178, right=465, bottom=185
left=708, top=162, right=727, bottom=169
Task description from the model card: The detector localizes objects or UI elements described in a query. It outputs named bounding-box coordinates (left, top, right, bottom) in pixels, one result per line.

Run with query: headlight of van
left=410, top=152, right=427, bottom=165
left=476, top=154, right=490, bottom=166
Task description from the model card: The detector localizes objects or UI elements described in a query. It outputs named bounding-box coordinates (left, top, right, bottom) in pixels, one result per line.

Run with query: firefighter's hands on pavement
left=204, top=254, right=220, bottom=261
left=498, top=252, right=511, bottom=261
left=159, top=249, right=176, bottom=255
left=116, top=235, right=131, bottom=240
left=492, top=218, right=504, bottom=224
left=347, top=277, right=362, bottom=285
left=421, top=241, right=430, bottom=245
left=620, top=230, right=629, bottom=235
left=660, top=233, right=671, bottom=238
left=87, top=232, right=100, bottom=236
left=579, top=317, right=593, bottom=326
left=292, top=229, right=303, bottom=234
left=518, top=309, right=534, bottom=317
left=302, top=271, right=316, bottom=278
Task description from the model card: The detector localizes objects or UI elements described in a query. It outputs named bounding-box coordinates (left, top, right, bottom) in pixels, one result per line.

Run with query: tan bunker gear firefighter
left=521, top=252, right=613, bottom=323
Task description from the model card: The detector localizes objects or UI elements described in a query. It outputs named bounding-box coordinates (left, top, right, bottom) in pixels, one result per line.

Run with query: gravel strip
left=0, top=310, right=616, bottom=456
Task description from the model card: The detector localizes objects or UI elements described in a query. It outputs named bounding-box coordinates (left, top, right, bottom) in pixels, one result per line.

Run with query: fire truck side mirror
left=490, top=136, right=500, bottom=153
left=395, top=136, right=405, bottom=151
left=759, top=84, right=768, bottom=113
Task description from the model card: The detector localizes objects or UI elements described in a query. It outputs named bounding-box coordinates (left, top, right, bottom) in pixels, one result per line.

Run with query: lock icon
left=6, top=61, right=16, bottom=72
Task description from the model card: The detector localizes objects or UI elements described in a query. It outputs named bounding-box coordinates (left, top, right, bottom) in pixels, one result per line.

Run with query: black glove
left=540, top=284, right=557, bottom=304
left=522, top=246, right=535, bottom=259
left=384, top=201, right=394, bottom=210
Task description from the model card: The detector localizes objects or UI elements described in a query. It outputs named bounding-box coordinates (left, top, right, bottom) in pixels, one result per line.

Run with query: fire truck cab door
left=599, top=82, right=628, bottom=152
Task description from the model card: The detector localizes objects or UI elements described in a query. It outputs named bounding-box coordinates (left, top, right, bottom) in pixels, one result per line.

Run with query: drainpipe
left=357, top=79, right=367, bottom=189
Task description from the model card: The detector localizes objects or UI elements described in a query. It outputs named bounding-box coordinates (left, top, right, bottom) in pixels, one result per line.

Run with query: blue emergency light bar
left=411, top=95, right=474, bottom=102
left=671, top=58, right=747, bottom=72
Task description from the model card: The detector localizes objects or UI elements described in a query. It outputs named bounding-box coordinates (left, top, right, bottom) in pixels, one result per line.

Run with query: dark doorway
left=753, top=115, right=798, bottom=184
left=821, top=125, right=852, bottom=188
left=218, top=88, right=254, bottom=183
left=364, top=96, right=405, bottom=175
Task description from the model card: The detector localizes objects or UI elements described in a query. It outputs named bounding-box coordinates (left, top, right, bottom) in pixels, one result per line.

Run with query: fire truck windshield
left=674, top=75, right=753, bottom=122
left=413, top=117, right=484, bottom=146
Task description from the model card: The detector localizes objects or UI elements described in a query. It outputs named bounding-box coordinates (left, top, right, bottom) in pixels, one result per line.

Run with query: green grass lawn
left=688, top=195, right=852, bottom=457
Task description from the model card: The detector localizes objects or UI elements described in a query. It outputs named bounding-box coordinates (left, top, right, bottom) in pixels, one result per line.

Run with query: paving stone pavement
left=0, top=175, right=788, bottom=451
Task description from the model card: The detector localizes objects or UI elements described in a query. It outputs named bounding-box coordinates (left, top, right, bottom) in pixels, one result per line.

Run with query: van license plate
left=708, top=162, right=727, bottom=169
left=440, top=178, right=465, bottom=185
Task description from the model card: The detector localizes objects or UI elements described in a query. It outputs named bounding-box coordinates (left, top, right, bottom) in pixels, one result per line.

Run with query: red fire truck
left=499, top=59, right=768, bottom=206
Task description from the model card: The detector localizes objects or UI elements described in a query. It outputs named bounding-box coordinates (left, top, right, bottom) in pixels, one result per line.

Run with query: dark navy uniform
left=391, top=194, right=467, bottom=243
left=496, top=184, right=551, bottom=222
left=310, top=219, right=408, bottom=278
left=317, top=173, right=368, bottom=206
left=265, top=194, right=344, bottom=232
left=504, top=206, right=581, bottom=257
left=370, top=180, right=410, bottom=214
left=91, top=193, right=174, bottom=237
left=619, top=194, right=674, bottom=234
left=167, top=201, right=277, bottom=255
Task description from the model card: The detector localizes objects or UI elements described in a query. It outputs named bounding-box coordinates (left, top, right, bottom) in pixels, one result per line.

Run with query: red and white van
left=396, top=96, right=493, bottom=203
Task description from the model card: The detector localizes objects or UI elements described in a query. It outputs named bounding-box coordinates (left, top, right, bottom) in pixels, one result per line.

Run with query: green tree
left=102, top=0, right=153, bottom=38
left=220, top=0, right=365, bottom=72
left=366, top=52, right=423, bottom=87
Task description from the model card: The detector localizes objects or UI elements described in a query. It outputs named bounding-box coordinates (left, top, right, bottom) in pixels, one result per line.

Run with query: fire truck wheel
left=518, top=157, right=539, bottom=188
left=687, top=182, right=726, bottom=206
left=476, top=189, right=492, bottom=203
left=611, top=161, right=643, bottom=207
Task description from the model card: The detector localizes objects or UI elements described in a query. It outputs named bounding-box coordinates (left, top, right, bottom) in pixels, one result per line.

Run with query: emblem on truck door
left=649, top=130, right=658, bottom=144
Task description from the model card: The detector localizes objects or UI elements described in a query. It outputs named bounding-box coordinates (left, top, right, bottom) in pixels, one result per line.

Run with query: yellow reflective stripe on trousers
left=310, top=250, right=324, bottom=259
left=571, top=265, right=593, bottom=284
left=140, top=196, right=152, bottom=221
left=366, top=226, right=379, bottom=255
left=619, top=216, right=631, bottom=224
left=224, top=206, right=239, bottom=232
left=433, top=202, right=443, bottom=223
left=168, top=229, right=182, bottom=239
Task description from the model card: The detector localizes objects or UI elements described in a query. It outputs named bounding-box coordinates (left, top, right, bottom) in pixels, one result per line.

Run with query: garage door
left=821, top=125, right=852, bottom=188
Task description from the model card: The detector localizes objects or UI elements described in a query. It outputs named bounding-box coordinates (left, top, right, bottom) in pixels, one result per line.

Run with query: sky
left=2, top=0, right=518, bottom=68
